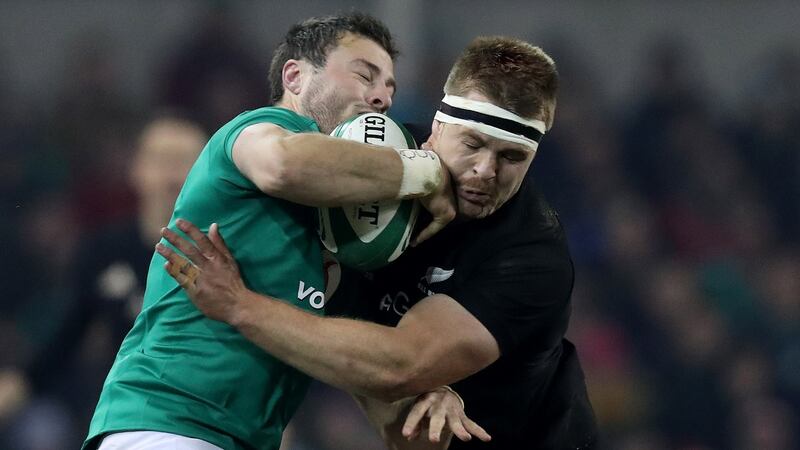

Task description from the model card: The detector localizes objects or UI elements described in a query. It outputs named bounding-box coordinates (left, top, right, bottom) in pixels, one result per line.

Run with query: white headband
left=433, top=94, right=546, bottom=153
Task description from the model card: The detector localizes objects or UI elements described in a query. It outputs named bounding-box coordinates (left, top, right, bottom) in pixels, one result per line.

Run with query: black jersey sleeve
left=449, top=239, right=574, bottom=357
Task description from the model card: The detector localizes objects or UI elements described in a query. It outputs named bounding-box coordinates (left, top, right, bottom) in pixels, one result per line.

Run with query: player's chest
left=367, top=243, right=464, bottom=323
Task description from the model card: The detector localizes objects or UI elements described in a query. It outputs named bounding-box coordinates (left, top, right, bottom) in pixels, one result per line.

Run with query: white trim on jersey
left=98, top=431, right=224, bottom=450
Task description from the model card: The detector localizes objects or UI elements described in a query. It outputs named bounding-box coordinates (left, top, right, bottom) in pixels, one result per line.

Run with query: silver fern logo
left=423, top=267, right=455, bottom=284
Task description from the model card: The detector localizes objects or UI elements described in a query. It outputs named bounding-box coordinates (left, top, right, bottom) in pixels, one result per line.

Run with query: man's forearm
left=273, top=133, right=406, bottom=206
left=229, top=290, right=418, bottom=401
left=158, top=220, right=485, bottom=399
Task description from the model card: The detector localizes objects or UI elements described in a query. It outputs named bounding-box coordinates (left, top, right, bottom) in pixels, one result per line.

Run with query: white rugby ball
left=318, top=113, right=420, bottom=271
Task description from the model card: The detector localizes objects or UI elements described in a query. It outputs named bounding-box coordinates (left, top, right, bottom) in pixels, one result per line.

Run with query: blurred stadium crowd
left=1, top=4, right=799, bottom=450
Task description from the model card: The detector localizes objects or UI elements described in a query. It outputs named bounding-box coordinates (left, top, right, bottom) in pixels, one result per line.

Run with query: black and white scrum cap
left=435, top=94, right=546, bottom=154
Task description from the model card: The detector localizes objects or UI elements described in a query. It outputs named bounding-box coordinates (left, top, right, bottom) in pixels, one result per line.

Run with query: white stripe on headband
left=443, top=95, right=546, bottom=132
left=435, top=95, right=546, bottom=152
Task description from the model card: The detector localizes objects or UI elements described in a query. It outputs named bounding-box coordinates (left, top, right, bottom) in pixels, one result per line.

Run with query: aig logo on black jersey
left=379, top=291, right=411, bottom=317
left=378, top=267, right=455, bottom=318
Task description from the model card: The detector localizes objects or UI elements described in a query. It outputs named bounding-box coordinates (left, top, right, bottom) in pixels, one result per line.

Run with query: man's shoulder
left=226, top=106, right=319, bottom=133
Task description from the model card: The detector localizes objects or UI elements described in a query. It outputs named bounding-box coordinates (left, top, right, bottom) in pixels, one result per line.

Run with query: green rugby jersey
left=84, top=108, right=326, bottom=450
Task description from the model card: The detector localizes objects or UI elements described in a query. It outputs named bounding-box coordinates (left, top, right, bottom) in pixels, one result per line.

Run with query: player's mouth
left=356, top=105, right=378, bottom=115
left=458, top=187, right=492, bottom=205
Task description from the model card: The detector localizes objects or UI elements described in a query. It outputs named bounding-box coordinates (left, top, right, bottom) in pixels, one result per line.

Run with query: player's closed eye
left=356, top=72, right=372, bottom=83
left=501, top=151, right=527, bottom=163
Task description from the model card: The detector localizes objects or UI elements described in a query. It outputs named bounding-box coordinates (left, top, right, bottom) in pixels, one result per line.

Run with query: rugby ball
left=318, top=113, right=420, bottom=271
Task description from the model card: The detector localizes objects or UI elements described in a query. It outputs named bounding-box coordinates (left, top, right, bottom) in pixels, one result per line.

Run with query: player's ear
left=428, top=119, right=444, bottom=145
left=282, top=59, right=305, bottom=95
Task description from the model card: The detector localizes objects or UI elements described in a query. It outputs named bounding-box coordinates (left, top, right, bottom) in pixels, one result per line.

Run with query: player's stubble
left=301, top=74, right=351, bottom=134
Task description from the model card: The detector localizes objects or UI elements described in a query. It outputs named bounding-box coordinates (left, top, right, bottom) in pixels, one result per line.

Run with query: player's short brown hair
left=269, top=12, right=398, bottom=104
left=444, top=36, right=558, bottom=129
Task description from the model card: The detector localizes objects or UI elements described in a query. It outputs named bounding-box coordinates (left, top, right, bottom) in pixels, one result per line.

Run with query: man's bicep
left=395, top=294, right=500, bottom=389
left=231, top=122, right=291, bottom=193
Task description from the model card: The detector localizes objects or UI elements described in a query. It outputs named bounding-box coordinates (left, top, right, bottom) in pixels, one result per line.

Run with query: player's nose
left=473, top=151, right=497, bottom=180
left=368, top=85, right=393, bottom=113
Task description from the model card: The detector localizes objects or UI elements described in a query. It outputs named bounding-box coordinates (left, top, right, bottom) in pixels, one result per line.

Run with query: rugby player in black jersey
left=159, top=36, right=598, bottom=449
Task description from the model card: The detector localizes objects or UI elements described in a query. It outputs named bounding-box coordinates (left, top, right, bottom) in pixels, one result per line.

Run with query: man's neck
left=275, top=97, right=301, bottom=114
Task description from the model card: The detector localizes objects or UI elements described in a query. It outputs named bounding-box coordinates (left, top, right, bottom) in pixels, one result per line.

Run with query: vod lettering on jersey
left=297, top=280, right=325, bottom=310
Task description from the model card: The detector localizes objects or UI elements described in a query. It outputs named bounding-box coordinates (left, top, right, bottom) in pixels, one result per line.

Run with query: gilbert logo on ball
left=318, top=113, right=420, bottom=271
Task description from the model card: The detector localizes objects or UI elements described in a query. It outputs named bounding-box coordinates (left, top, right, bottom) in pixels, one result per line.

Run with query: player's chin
left=457, top=198, right=495, bottom=220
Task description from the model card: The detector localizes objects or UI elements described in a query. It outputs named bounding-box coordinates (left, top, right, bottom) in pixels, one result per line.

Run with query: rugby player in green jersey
left=85, top=12, right=478, bottom=450
left=160, top=37, right=600, bottom=449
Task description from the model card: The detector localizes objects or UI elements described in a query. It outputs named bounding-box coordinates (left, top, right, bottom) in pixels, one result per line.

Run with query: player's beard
left=301, top=80, right=350, bottom=134
left=454, top=179, right=496, bottom=220
left=456, top=196, right=495, bottom=220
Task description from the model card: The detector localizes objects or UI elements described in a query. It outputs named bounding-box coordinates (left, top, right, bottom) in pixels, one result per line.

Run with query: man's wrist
left=394, top=149, right=442, bottom=199
left=227, top=290, right=256, bottom=329
left=439, top=385, right=465, bottom=410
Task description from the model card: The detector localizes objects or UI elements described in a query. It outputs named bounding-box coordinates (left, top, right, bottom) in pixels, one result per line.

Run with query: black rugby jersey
left=331, top=176, right=598, bottom=449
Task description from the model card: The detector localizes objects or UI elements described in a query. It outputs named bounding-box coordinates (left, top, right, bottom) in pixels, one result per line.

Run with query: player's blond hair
left=444, top=36, right=558, bottom=129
